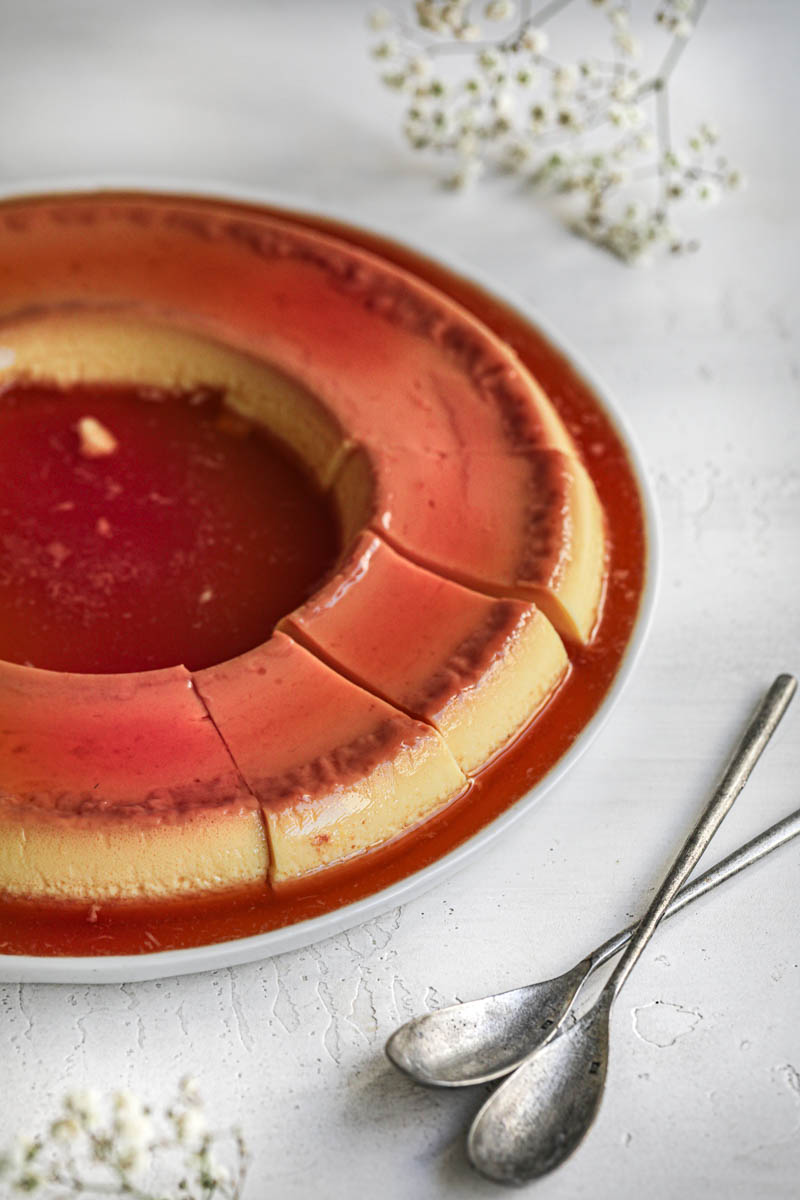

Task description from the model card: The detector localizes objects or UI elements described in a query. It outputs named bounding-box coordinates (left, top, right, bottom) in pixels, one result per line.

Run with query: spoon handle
left=589, top=803, right=800, bottom=972
left=605, top=673, right=797, bottom=999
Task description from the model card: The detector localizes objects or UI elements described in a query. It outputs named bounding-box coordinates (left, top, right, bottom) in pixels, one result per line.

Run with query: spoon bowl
left=386, top=961, right=590, bottom=1087
left=467, top=993, right=612, bottom=1184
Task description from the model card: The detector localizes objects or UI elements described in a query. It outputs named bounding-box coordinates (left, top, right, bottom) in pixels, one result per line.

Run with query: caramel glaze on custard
left=0, top=193, right=647, bottom=956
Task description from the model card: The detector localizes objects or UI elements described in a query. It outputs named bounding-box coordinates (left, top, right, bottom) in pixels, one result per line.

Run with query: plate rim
left=0, top=177, right=661, bottom=983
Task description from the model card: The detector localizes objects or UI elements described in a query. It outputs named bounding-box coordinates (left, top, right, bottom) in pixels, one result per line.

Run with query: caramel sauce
left=0, top=382, right=339, bottom=674
left=0, top=194, right=647, bottom=957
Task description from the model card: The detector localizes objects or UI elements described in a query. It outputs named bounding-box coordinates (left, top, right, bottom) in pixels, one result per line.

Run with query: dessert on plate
left=0, top=195, right=607, bottom=912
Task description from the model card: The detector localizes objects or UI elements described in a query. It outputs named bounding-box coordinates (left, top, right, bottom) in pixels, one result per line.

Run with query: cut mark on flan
left=188, top=672, right=274, bottom=893
left=331, top=443, right=607, bottom=645
left=192, top=632, right=467, bottom=884
left=0, top=661, right=269, bottom=900
left=280, top=532, right=569, bottom=775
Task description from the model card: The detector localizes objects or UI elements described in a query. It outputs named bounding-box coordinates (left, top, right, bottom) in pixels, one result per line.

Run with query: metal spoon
left=386, top=805, right=800, bottom=1088
left=467, top=673, right=796, bottom=1184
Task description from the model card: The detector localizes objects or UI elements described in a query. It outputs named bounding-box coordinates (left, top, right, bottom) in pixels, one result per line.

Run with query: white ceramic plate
left=0, top=181, right=660, bottom=984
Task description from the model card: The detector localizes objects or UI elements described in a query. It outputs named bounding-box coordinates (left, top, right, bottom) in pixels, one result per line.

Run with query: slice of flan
left=334, top=445, right=607, bottom=643
left=193, top=632, right=467, bottom=883
left=0, top=661, right=266, bottom=900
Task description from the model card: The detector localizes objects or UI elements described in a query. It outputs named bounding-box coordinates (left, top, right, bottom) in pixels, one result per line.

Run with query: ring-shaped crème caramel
left=0, top=197, right=606, bottom=902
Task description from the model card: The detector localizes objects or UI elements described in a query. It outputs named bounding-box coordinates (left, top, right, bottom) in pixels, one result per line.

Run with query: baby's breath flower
left=553, top=64, right=579, bottom=95
left=456, top=130, right=478, bottom=155
left=519, top=26, right=549, bottom=54
left=371, top=37, right=399, bottom=59
left=372, top=0, right=740, bottom=264
left=501, top=138, right=531, bottom=168
left=203, top=1154, right=231, bottom=1187
left=14, top=1168, right=42, bottom=1192
left=529, top=101, right=550, bottom=130
left=492, top=89, right=514, bottom=117
left=113, top=1088, right=145, bottom=1117
left=446, top=157, right=484, bottom=188
left=1, top=1082, right=248, bottom=1199
left=613, top=29, right=641, bottom=57
left=114, top=1108, right=153, bottom=1148
left=116, top=1141, right=149, bottom=1175
left=415, top=0, right=443, bottom=32
left=64, top=1089, right=102, bottom=1132
left=416, top=0, right=477, bottom=39
left=485, top=0, right=515, bottom=19
left=49, top=1119, right=80, bottom=1144
left=381, top=69, right=408, bottom=90
left=174, top=1106, right=208, bottom=1146
left=8, top=1136, right=41, bottom=1173
left=408, top=53, right=431, bottom=77
left=556, top=105, right=581, bottom=130
left=696, top=180, right=721, bottom=205
left=610, top=76, right=637, bottom=102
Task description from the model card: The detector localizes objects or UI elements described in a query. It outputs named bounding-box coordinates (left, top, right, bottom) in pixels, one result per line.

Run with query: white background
left=0, top=2, right=798, bottom=1197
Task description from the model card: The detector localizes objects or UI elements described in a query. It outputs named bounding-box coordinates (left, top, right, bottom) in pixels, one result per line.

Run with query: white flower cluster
left=369, top=0, right=743, bottom=263
left=0, top=1078, right=249, bottom=1198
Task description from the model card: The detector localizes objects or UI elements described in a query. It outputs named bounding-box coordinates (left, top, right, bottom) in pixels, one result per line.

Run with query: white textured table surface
left=1, top=3, right=798, bottom=1197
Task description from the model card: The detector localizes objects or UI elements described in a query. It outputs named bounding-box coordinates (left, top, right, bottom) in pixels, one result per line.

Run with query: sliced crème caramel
left=193, top=632, right=467, bottom=883
left=334, top=445, right=607, bottom=644
left=0, top=310, right=350, bottom=488
left=282, top=533, right=568, bottom=773
left=0, top=196, right=610, bottom=907
left=0, top=661, right=267, bottom=900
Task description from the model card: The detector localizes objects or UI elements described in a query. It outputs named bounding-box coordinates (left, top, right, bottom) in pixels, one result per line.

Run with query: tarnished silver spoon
left=467, top=673, right=796, bottom=1185
left=386, top=805, right=800, bottom=1089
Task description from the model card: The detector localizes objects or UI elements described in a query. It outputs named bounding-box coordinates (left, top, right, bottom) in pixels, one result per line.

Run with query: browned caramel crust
left=406, top=600, right=524, bottom=717
left=515, top=451, right=570, bottom=587
left=250, top=715, right=414, bottom=812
